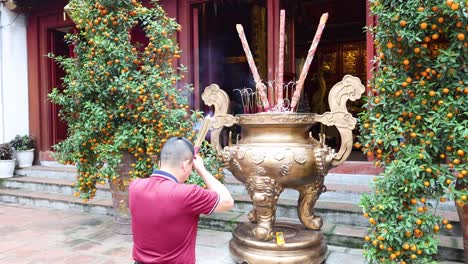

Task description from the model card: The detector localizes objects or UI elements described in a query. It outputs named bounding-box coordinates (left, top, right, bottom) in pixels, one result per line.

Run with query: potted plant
left=0, top=143, right=15, bottom=178
left=10, top=134, right=35, bottom=168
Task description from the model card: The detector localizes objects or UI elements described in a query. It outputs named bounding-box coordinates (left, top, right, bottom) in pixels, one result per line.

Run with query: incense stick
left=276, top=10, right=286, bottom=106
left=291, top=13, right=328, bottom=110
left=236, top=24, right=269, bottom=109
left=194, top=117, right=212, bottom=149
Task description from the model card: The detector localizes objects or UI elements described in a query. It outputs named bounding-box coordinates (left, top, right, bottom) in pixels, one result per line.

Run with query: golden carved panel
left=317, top=41, right=366, bottom=84
left=322, top=52, right=337, bottom=74
left=225, top=56, right=247, bottom=64
left=342, top=49, right=359, bottom=74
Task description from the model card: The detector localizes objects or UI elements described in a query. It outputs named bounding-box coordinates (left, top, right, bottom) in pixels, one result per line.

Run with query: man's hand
left=192, top=154, right=234, bottom=213
left=193, top=154, right=207, bottom=174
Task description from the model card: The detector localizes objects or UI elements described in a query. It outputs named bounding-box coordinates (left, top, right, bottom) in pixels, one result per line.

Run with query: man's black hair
left=160, top=137, right=194, bottom=167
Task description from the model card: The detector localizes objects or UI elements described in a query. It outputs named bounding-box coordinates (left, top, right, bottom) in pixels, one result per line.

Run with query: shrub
left=48, top=0, right=219, bottom=201
left=10, top=135, right=34, bottom=151
left=186, top=140, right=225, bottom=186
left=0, top=143, right=14, bottom=160
left=358, top=0, right=467, bottom=263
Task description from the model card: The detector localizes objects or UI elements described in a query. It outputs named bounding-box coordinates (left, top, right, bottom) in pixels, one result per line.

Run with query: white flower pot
left=15, top=149, right=34, bottom=168
left=0, top=159, right=15, bottom=178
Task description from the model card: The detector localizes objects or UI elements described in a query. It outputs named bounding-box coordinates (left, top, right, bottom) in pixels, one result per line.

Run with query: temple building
left=0, top=0, right=378, bottom=173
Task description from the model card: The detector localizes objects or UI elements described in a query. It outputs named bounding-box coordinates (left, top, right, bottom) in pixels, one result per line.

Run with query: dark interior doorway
left=288, top=0, right=367, bottom=161
left=194, top=0, right=367, bottom=160
left=193, top=0, right=267, bottom=116
left=49, top=27, right=73, bottom=147
left=193, top=1, right=267, bottom=148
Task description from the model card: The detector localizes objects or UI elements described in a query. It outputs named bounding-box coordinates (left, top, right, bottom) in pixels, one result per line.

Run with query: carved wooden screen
left=315, top=41, right=367, bottom=116
left=318, top=41, right=366, bottom=92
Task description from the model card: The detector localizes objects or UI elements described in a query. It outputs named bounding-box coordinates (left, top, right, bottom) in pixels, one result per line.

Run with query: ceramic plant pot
left=15, top=149, right=34, bottom=168
left=0, top=159, right=16, bottom=178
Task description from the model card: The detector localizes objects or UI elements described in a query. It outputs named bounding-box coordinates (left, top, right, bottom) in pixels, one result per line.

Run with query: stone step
left=224, top=173, right=373, bottom=205
left=231, top=194, right=462, bottom=237
left=15, top=166, right=456, bottom=210
left=224, top=173, right=458, bottom=213
left=200, top=212, right=465, bottom=263
left=15, top=165, right=77, bottom=181
left=1, top=178, right=458, bottom=232
left=223, top=172, right=375, bottom=196
left=8, top=170, right=457, bottom=215
left=18, top=167, right=376, bottom=194
left=3, top=167, right=463, bottom=240
left=13, top=166, right=456, bottom=211
left=0, top=188, right=113, bottom=215
left=0, top=181, right=459, bottom=237
left=1, top=176, right=111, bottom=199
left=0, top=174, right=461, bottom=236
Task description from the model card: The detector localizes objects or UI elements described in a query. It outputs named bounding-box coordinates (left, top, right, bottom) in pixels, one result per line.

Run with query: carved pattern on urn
left=256, top=166, right=267, bottom=176
left=250, top=151, right=266, bottom=165
left=293, top=149, right=308, bottom=164
left=232, top=160, right=242, bottom=172
left=222, top=148, right=232, bottom=162
left=314, top=147, right=334, bottom=177
left=280, top=162, right=292, bottom=177
left=271, top=114, right=315, bottom=123
left=237, top=148, right=246, bottom=160
left=273, top=152, right=285, bottom=161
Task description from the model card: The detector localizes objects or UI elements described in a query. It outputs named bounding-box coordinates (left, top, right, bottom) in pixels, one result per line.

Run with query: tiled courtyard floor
left=0, top=202, right=462, bottom=264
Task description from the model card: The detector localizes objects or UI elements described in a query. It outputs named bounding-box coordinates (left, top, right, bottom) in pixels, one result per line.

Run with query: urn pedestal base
left=229, top=222, right=327, bottom=264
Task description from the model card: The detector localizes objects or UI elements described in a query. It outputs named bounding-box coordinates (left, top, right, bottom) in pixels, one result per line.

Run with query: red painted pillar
left=267, top=0, right=280, bottom=107
left=365, top=0, right=376, bottom=89
left=365, top=0, right=376, bottom=162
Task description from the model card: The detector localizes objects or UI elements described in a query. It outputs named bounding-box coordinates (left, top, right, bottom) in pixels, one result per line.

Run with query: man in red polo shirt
left=129, top=137, right=234, bottom=264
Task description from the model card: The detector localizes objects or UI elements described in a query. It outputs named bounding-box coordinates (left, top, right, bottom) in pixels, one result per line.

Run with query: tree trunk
left=109, top=152, right=137, bottom=235
left=455, top=180, right=468, bottom=262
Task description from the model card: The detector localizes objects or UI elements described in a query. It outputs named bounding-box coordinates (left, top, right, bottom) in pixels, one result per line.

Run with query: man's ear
left=182, top=159, right=191, bottom=171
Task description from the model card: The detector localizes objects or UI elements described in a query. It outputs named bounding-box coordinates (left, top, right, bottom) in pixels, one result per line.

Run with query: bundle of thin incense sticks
left=236, top=10, right=328, bottom=112
left=194, top=117, right=212, bottom=149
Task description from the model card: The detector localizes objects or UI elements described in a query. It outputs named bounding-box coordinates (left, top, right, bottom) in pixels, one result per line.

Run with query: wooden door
left=27, top=1, right=73, bottom=155
left=49, top=29, right=71, bottom=146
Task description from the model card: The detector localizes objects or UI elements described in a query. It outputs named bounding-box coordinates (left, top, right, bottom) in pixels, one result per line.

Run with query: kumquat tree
left=49, top=0, right=223, bottom=202
left=358, top=0, right=467, bottom=263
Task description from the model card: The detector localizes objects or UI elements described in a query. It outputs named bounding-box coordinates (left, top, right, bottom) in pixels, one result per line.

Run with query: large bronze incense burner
left=202, top=75, right=365, bottom=263
left=224, top=112, right=331, bottom=239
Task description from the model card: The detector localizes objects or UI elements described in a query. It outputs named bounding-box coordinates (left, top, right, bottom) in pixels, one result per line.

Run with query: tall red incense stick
left=236, top=24, right=270, bottom=109
left=276, top=10, right=286, bottom=106
left=291, top=13, right=329, bottom=110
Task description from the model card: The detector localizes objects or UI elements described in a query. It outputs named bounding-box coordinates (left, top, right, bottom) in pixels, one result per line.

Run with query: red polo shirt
left=129, top=170, right=220, bottom=264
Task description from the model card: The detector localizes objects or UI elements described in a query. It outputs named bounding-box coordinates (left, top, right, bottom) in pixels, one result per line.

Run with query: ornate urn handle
left=201, top=84, right=238, bottom=158
left=315, top=75, right=365, bottom=166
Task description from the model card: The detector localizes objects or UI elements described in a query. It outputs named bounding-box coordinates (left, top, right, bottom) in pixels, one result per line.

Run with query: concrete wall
left=0, top=5, right=29, bottom=143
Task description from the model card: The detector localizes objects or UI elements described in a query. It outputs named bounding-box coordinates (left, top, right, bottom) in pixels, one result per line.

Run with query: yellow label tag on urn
left=276, top=232, right=285, bottom=246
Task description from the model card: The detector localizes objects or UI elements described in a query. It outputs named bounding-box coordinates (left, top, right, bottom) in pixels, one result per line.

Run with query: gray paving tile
left=196, top=245, right=231, bottom=263
left=325, top=251, right=366, bottom=264
left=6, top=203, right=462, bottom=264
left=197, top=229, right=232, bottom=248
